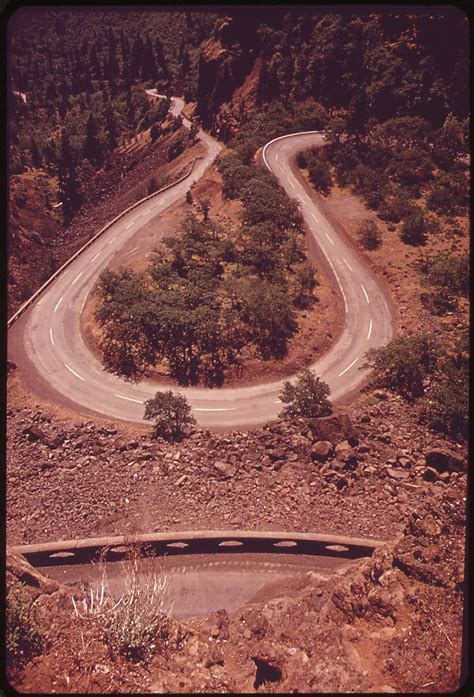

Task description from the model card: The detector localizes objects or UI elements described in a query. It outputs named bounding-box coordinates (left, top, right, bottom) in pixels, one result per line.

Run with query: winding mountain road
left=8, top=94, right=394, bottom=428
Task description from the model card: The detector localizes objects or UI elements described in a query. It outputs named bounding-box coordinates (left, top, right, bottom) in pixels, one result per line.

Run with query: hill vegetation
left=9, top=8, right=217, bottom=222
left=94, top=170, right=319, bottom=386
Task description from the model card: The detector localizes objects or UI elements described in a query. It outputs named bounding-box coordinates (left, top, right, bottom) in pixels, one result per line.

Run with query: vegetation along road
left=9, top=94, right=394, bottom=428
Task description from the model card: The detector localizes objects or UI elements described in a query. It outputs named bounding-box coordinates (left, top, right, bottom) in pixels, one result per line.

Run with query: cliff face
left=196, top=15, right=263, bottom=140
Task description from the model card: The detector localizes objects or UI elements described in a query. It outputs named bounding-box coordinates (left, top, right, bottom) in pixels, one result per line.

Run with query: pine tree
left=83, top=113, right=103, bottom=166
left=57, top=131, right=82, bottom=225
left=105, top=104, right=118, bottom=151
left=142, top=37, right=158, bottom=81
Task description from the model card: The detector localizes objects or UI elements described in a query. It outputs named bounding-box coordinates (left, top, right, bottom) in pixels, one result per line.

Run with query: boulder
left=311, top=441, right=333, bottom=462
left=423, top=466, right=439, bottom=482
left=386, top=468, right=410, bottom=481
left=425, top=449, right=466, bottom=472
left=213, top=460, right=236, bottom=478
left=334, top=441, right=358, bottom=466
left=304, top=413, right=358, bottom=446
left=24, top=424, right=47, bottom=442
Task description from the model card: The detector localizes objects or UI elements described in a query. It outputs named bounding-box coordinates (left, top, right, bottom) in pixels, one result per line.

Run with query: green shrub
left=167, top=137, right=185, bottom=161
left=363, top=334, right=439, bottom=400
left=420, top=288, right=458, bottom=315
left=400, top=207, right=427, bottom=245
left=279, top=369, right=332, bottom=419
left=292, top=260, right=318, bottom=308
left=144, top=390, right=196, bottom=440
left=306, top=148, right=333, bottom=195
left=358, top=218, right=382, bottom=250
left=6, top=581, right=45, bottom=674
left=427, top=171, right=469, bottom=215
left=418, top=254, right=469, bottom=296
left=419, top=354, right=468, bottom=440
left=378, top=191, right=412, bottom=223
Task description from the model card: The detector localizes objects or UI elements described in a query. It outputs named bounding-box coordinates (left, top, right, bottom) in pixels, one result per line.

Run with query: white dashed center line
left=324, top=231, right=335, bottom=246
left=64, top=363, right=85, bottom=381
left=49, top=328, right=55, bottom=347
left=193, top=407, right=232, bottom=412
left=126, top=222, right=134, bottom=229
left=361, top=284, right=370, bottom=304
left=338, top=356, right=359, bottom=377
left=54, top=297, right=63, bottom=312
left=367, top=319, right=373, bottom=340
left=91, top=251, right=100, bottom=262
left=343, top=258, right=353, bottom=272
left=114, top=394, right=143, bottom=403
left=311, top=212, right=320, bottom=224
left=108, top=236, right=117, bottom=244
left=289, top=180, right=296, bottom=189
left=71, top=272, right=83, bottom=285
left=274, top=399, right=282, bottom=404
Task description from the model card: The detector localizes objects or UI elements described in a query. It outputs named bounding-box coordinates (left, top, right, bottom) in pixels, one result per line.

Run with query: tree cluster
left=9, top=9, right=215, bottom=222
left=364, top=332, right=468, bottom=441
left=94, top=197, right=318, bottom=386
left=417, top=253, right=469, bottom=315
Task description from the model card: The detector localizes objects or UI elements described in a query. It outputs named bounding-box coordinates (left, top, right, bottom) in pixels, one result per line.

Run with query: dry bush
left=73, top=544, right=172, bottom=662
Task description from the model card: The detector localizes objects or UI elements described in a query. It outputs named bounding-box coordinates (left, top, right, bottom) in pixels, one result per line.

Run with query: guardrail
left=11, top=530, right=384, bottom=567
left=7, top=156, right=201, bottom=329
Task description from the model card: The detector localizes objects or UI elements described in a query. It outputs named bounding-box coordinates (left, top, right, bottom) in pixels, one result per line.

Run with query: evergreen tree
left=57, top=131, right=82, bottom=225
left=105, top=104, right=118, bottom=151
left=83, top=112, right=103, bottom=166
left=142, top=37, right=158, bottom=81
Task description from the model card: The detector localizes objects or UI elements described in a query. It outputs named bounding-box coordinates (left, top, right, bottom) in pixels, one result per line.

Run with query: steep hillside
left=196, top=9, right=469, bottom=139
left=7, top=121, right=201, bottom=317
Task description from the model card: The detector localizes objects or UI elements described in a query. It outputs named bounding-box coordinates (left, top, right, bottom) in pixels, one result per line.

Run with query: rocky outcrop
left=196, top=16, right=262, bottom=139
left=9, top=480, right=465, bottom=693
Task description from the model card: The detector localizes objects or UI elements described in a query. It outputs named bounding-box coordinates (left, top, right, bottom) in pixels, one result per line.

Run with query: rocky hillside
left=7, top=472, right=465, bottom=692
left=7, top=388, right=467, bottom=548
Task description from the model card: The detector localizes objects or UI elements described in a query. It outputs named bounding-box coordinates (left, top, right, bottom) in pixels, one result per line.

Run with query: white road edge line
left=324, top=255, right=348, bottom=315
left=64, top=363, right=86, bottom=381
left=114, top=394, right=143, bottom=404
left=54, top=297, right=63, bottom=312
left=343, top=258, right=353, bottom=272
left=71, top=272, right=83, bottom=285
left=338, top=356, right=359, bottom=377
left=49, top=328, right=55, bottom=347
left=367, top=319, right=373, bottom=340
left=91, top=251, right=100, bottom=262
left=324, top=232, right=335, bottom=246
left=361, top=284, right=370, bottom=304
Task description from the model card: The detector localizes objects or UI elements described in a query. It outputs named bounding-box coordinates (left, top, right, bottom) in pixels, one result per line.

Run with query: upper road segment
left=8, top=96, right=394, bottom=428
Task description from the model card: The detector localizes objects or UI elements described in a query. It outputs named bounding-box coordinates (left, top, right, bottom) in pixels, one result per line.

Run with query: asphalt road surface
left=8, top=95, right=394, bottom=428
left=40, top=552, right=360, bottom=619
